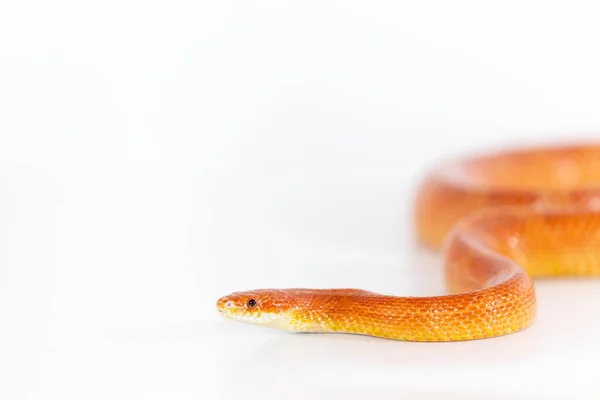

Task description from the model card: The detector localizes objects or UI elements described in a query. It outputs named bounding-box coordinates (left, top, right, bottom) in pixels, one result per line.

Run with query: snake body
left=217, top=143, right=600, bottom=341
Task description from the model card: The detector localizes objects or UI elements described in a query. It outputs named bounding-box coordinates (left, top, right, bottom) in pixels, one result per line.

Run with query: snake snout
left=216, top=296, right=237, bottom=313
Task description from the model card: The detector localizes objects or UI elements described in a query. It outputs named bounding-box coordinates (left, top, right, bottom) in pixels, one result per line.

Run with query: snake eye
left=247, top=299, right=257, bottom=308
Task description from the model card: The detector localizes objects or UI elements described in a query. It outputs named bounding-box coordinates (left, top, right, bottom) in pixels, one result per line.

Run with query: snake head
left=216, top=289, right=297, bottom=330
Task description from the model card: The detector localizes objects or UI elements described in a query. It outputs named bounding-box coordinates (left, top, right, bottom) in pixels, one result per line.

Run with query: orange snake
left=217, top=143, right=600, bottom=341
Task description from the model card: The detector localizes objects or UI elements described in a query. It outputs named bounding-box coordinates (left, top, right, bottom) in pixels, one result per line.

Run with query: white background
left=2, top=1, right=600, bottom=399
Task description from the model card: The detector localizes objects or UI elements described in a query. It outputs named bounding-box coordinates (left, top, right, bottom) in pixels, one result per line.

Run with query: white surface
left=2, top=1, right=600, bottom=399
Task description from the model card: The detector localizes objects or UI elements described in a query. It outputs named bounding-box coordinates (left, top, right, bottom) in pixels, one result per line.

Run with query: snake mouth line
left=219, top=311, right=281, bottom=325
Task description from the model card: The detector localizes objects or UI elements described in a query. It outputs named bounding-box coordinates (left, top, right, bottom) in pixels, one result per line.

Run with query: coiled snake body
left=217, top=143, right=600, bottom=341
